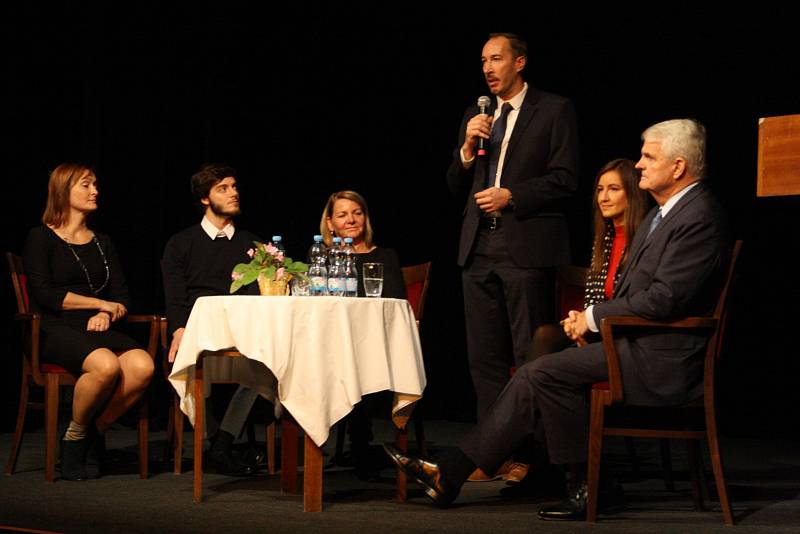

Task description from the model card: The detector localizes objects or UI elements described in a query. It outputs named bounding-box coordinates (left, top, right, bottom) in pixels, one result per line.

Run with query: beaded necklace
left=64, top=235, right=110, bottom=294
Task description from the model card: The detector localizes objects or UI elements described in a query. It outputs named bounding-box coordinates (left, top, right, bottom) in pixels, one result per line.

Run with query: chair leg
left=706, top=419, right=735, bottom=525
left=4, top=372, right=30, bottom=475
left=173, top=394, right=184, bottom=475
left=138, top=399, right=149, bottom=479
left=193, top=367, right=205, bottom=503
left=44, top=374, right=60, bottom=483
left=660, top=438, right=675, bottom=491
left=586, top=392, right=606, bottom=523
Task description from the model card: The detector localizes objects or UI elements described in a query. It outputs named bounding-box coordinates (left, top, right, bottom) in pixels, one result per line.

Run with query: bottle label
left=345, top=278, right=358, bottom=292
left=328, top=278, right=345, bottom=292
left=311, top=276, right=327, bottom=293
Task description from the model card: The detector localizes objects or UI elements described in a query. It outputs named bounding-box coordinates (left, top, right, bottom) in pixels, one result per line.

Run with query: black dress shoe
left=383, top=443, right=459, bottom=507
left=205, top=448, right=257, bottom=477
left=538, top=480, right=625, bottom=521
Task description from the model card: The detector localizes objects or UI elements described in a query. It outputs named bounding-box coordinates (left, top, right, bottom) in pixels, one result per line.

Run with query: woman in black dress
left=23, top=163, right=154, bottom=480
left=319, top=190, right=407, bottom=479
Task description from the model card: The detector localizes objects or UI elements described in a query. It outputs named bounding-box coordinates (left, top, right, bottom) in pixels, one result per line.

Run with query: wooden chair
left=586, top=240, right=742, bottom=525
left=393, top=261, right=431, bottom=501
left=4, top=252, right=158, bottom=481
left=332, top=261, right=433, bottom=469
left=162, top=326, right=279, bottom=476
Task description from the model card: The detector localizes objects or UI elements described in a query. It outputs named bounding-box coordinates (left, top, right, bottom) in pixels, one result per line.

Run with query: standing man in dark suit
left=387, top=119, right=729, bottom=521
left=445, top=32, right=579, bottom=481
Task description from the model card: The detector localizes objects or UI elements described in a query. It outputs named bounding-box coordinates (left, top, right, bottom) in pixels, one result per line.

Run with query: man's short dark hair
left=488, top=32, right=528, bottom=59
left=190, top=163, right=237, bottom=209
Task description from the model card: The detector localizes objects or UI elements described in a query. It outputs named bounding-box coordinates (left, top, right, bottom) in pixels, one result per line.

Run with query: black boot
left=206, top=430, right=256, bottom=476
left=85, top=426, right=105, bottom=479
left=60, top=437, right=87, bottom=481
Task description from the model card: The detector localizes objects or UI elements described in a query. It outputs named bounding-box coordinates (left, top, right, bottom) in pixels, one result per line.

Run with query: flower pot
left=257, top=275, right=289, bottom=296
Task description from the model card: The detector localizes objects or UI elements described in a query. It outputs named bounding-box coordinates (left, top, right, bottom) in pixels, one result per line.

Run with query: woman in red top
left=529, top=159, right=651, bottom=357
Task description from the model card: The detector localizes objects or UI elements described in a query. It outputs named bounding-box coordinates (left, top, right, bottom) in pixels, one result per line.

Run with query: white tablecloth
left=169, top=295, right=426, bottom=446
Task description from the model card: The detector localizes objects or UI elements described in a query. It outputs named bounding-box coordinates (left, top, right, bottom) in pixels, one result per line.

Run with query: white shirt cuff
left=460, top=148, right=475, bottom=169
left=585, top=305, right=599, bottom=333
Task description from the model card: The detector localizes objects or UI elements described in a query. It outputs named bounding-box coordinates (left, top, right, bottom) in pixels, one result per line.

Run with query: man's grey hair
left=642, top=119, right=707, bottom=179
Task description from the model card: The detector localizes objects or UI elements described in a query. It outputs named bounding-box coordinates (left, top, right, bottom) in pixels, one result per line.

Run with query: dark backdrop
left=3, top=4, right=798, bottom=437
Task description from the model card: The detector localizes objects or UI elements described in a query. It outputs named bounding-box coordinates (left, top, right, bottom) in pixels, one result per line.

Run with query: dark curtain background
left=2, top=4, right=798, bottom=437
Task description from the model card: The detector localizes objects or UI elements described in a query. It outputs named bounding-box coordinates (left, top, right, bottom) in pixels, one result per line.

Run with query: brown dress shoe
left=467, top=458, right=513, bottom=482
left=503, top=462, right=530, bottom=485
left=382, top=443, right=460, bottom=507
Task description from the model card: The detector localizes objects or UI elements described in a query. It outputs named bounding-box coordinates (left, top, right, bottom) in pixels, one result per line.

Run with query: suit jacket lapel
left=502, top=89, right=539, bottom=173
left=615, top=183, right=708, bottom=296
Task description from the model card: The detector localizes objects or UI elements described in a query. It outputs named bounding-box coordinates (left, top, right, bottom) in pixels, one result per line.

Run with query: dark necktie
left=485, top=102, right=514, bottom=188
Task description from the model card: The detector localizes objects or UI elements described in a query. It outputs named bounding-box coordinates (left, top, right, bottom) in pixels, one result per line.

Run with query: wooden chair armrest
left=598, top=315, right=718, bottom=405
left=125, top=314, right=162, bottom=360
left=601, top=315, right=718, bottom=330
left=13, top=312, right=40, bottom=321
left=126, top=314, right=161, bottom=323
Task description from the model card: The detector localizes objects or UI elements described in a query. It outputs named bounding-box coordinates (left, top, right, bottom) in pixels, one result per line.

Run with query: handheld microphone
left=476, top=96, right=491, bottom=157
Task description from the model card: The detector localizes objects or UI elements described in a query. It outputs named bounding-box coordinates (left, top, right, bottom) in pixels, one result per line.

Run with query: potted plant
left=230, top=241, right=308, bottom=295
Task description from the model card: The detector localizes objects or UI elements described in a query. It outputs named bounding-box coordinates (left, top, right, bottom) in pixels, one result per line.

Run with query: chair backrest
left=711, top=240, right=743, bottom=357
left=6, top=252, right=29, bottom=314
left=555, top=265, right=588, bottom=319
left=401, top=262, right=431, bottom=323
left=702, top=240, right=742, bottom=400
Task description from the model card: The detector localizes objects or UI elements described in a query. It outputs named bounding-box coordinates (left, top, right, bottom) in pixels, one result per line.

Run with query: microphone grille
left=477, top=96, right=491, bottom=109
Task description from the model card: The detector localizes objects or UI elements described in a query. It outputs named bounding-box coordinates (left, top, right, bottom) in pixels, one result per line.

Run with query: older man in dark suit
left=445, top=32, right=579, bottom=482
left=387, top=119, right=729, bottom=521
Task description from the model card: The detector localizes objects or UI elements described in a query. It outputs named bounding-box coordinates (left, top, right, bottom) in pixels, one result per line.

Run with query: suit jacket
left=445, top=86, right=579, bottom=268
left=591, top=182, right=730, bottom=405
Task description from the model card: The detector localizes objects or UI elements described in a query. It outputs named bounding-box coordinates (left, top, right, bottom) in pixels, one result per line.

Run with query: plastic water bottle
left=327, top=237, right=345, bottom=296
left=272, top=235, right=285, bottom=255
left=308, top=235, right=328, bottom=296
left=307, top=235, right=327, bottom=265
left=342, top=237, right=358, bottom=297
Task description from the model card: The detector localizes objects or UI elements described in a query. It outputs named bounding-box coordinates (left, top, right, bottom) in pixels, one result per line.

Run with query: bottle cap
left=272, top=235, right=282, bottom=242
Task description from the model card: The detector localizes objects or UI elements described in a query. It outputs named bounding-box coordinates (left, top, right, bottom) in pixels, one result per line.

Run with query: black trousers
left=458, top=341, right=610, bottom=471
left=462, top=227, right=554, bottom=420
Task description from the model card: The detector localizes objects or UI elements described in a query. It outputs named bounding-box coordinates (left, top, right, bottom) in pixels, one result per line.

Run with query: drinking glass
left=362, top=263, right=384, bottom=297
left=290, top=274, right=311, bottom=296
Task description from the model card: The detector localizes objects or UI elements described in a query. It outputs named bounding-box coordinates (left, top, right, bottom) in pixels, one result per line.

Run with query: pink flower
left=231, top=271, right=244, bottom=281
left=265, top=243, right=279, bottom=255
left=276, top=267, right=286, bottom=280
left=246, top=248, right=255, bottom=258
